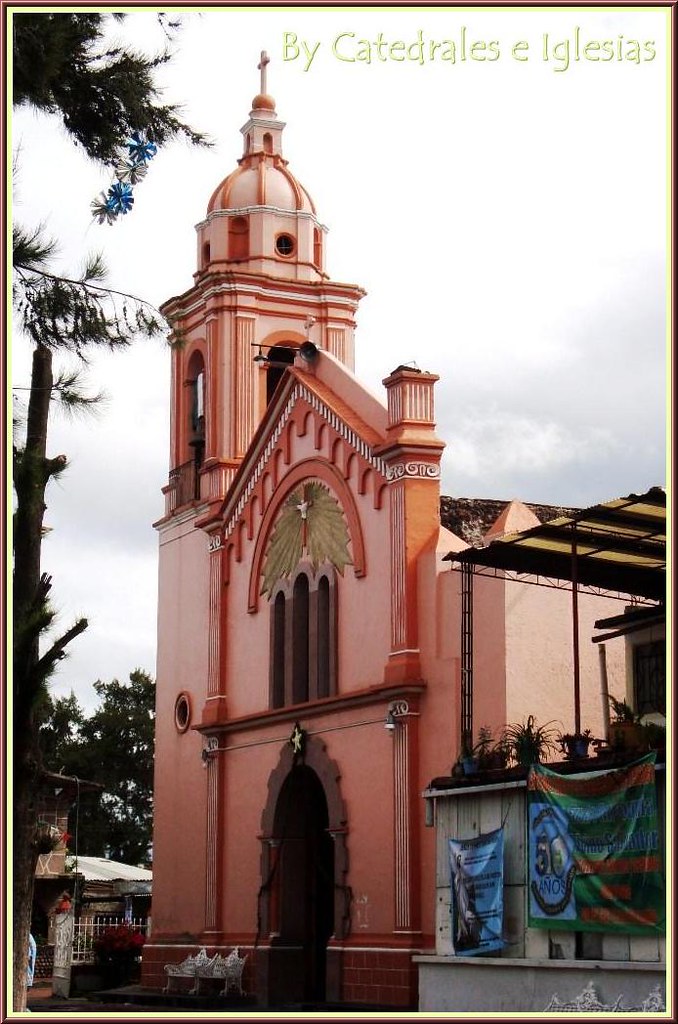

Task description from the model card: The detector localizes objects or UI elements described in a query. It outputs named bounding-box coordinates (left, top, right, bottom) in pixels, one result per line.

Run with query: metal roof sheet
left=445, top=487, right=666, bottom=601
left=71, top=856, right=152, bottom=882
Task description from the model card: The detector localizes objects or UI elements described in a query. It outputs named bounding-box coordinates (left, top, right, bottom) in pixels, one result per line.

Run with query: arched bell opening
left=185, top=351, right=206, bottom=495
left=266, top=345, right=296, bottom=404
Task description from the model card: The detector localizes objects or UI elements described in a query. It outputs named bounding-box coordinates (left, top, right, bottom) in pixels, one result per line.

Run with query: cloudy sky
left=11, top=6, right=668, bottom=712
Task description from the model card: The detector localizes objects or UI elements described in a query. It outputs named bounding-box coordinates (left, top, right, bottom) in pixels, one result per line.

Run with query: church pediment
left=212, top=367, right=388, bottom=605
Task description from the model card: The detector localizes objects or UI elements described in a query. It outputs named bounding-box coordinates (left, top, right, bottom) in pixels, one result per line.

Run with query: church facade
left=141, top=62, right=625, bottom=1008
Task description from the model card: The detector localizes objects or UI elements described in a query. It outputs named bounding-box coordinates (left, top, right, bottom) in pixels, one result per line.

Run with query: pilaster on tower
left=376, top=367, right=445, bottom=684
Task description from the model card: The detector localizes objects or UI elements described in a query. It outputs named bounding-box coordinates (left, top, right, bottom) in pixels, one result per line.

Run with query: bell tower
left=160, top=54, right=365, bottom=518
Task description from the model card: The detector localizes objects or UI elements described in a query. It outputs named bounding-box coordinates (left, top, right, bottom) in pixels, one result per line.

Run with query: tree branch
left=34, top=617, right=89, bottom=681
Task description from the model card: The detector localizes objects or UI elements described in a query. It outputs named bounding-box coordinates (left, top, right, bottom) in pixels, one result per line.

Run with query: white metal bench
left=545, top=982, right=665, bottom=1012
left=195, top=947, right=247, bottom=996
left=164, top=946, right=247, bottom=997
left=164, top=948, right=213, bottom=993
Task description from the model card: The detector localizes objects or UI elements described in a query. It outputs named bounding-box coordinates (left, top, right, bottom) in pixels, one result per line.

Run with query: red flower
left=94, top=924, right=146, bottom=961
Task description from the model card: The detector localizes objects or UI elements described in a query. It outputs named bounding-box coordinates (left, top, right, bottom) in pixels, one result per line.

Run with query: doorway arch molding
left=259, top=731, right=350, bottom=940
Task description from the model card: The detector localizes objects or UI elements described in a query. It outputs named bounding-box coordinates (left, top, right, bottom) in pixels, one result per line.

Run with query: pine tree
left=39, top=672, right=156, bottom=868
left=11, top=12, right=207, bottom=1009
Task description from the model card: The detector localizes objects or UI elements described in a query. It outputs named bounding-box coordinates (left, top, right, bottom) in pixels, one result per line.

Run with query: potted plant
left=475, top=726, right=511, bottom=771
left=93, top=924, right=146, bottom=987
left=505, top=716, right=558, bottom=767
left=486, top=735, right=511, bottom=770
left=557, top=728, right=594, bottom=760
left=640, top=720, right=666, bottom=754
left=459, top=734, right=480, bottom=776
left=608, top=695, right=643, bottom=751
left=458, top=726, right=498, bottom=775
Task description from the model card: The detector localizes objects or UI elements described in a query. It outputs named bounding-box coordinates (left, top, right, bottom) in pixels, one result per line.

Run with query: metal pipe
left=571, top=525, right=581, bottom=734
left=598, top=644, right=610, bottom=740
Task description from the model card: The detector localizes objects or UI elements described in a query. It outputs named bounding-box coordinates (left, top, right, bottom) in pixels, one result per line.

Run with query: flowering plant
left=34, top=824, right=70, bottom=854
left=93, top=924, right=146, bottom=965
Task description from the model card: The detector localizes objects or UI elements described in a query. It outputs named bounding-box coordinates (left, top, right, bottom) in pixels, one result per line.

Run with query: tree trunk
left=13, top=772, right=40, bottom=1011
left=13, top=344, right=52, bottom=1011
left=13, top=344, right=52, bottom=616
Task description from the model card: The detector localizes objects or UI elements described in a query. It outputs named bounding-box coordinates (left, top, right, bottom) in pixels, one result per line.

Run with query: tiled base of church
left=332, top=946, right=417, bottom=1008
left=141, top=942, right=418, bottom=1009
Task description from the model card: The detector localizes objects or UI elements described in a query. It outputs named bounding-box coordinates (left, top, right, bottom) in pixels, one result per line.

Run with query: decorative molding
left=259, top=732, right=350, bottom=940
left=390, top=484, right=407, bottom=650
left=261, top=482, right=352, bottom=596
left=246, top=458, right=367, bottom=613
left=165, top=279, right=362, bottom=322
left=393, top=713, right=411, bottom=930
left=205, top=754, right=219, bottom=931
left=387, top=379, right=435, bottom=426
left=386, top=462, right=441, bottom=482
left=155, top=502, right=208, bottom=535
left=223, top=382, right=387, bottom=543
left=235, top=316, right=256, bottom=457
left=207, top=549, right=222, bottom=697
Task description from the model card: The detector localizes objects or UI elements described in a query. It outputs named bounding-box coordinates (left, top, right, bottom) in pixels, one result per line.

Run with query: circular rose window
left=275, top=233, right=295, bottom=257
left=174, top=693, right=191, bottom=733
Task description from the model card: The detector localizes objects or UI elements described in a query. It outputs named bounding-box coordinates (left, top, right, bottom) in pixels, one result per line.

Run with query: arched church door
left=273, top=764, right=334, bottom=1002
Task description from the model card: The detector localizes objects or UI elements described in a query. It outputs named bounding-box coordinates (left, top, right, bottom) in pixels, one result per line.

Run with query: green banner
left=527, top=753, right=664, bottom=934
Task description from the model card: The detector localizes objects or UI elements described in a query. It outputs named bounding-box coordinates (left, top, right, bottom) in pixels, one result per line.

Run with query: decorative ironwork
left=460, top=562, right=473, bottom=750
left=168, top=459, right=200, bottom=507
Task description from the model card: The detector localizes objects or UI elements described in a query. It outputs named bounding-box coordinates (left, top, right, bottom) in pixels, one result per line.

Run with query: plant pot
left=610, top=722, right=644, bottom=751
left=515, top=744, right=541, bottom=767
left=561, top=737, right=591, bottom=760
left=99, top=957, right=139, bottom=988
left=462, top=756, right=479, bottom=776
left=479, top=752, right=508, bottom=771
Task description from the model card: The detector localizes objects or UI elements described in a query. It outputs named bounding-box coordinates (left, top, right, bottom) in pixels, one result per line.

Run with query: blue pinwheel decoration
left=106, top=181, right=135, bottom=215
left=91, top=192, right=118, bottom=225
left=91, top=129, right=158, bottom=223
left=115, top=157, right=148, bottom=185
left=126, top=132, right=157, bottom=165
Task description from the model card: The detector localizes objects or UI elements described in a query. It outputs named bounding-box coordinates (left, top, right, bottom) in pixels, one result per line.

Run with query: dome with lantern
left=207, top=90, right=316, bottom=215
left=196, top=53, right=326, bottom=284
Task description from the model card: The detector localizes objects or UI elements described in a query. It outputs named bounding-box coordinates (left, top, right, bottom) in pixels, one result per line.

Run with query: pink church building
left=141, top=62, right=628, bottom=1009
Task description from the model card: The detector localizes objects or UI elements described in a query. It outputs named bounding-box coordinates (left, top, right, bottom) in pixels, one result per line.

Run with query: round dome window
left=275, top=234, right=295, bottom=257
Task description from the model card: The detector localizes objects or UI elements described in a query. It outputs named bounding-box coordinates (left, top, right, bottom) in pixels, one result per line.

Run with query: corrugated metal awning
left=71, top=856, right=152, bottom=883
left=445, top=487, right=665, bottom=602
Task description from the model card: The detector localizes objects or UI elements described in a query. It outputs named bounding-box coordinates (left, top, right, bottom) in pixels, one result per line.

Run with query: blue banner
left=449, top=828, right=505, bottom=956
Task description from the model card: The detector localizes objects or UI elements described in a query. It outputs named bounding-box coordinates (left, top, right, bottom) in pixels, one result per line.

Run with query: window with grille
left=633, top=640, right=665, bottom=716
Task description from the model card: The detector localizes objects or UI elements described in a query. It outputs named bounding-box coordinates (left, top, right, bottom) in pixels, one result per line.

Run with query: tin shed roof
left=445, top=487, right=665, bottom=601
left=71, top=856, right=152, bottom=882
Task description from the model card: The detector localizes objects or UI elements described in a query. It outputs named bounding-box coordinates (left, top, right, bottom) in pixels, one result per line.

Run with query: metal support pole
left=571, top=525, right=581, bottom=734
left=598, top=644, right=610, bottom=740
left=461, top=562, right=474, bottom=749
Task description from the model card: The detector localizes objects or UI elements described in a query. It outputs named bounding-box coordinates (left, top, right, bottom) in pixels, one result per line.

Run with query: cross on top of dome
left=252, top=49, right=275, bottom=112
left=258, top=50, right=270, bottom=93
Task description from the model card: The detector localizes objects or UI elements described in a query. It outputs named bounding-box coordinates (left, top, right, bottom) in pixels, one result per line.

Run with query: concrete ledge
left=415, top=957, right=666, bottom=1012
